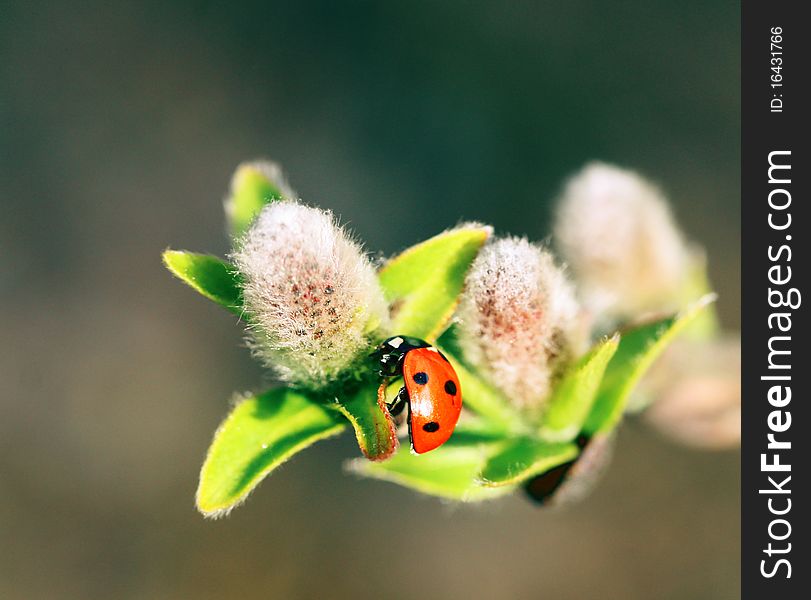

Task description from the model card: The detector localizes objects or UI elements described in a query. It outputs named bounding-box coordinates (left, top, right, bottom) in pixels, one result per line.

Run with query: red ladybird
left=372, top=336, right=462, bottom=454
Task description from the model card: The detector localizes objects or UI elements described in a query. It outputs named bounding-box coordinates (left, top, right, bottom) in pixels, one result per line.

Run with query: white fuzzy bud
left=554, top=162, right=692, bottom=321
left=456, top=238, right=585, bottom=411
left=538, top=433, right=615, bottom=507
left=232, top=202, right=389, bottom=388
left=643, top=336, right=741, bottom=449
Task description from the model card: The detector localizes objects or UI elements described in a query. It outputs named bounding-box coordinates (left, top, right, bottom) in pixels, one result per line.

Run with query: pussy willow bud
left=643, top=336, right=741, bottom=450
left=525, top=433, right=615, bottom=507
left=456, top=237, right=585, bottom=411
left=232, top=201, right=389, bottom=388
left=554, top=162, right=692, bottom=322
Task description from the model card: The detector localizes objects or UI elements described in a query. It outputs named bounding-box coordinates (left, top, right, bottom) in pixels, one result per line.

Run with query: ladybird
left=372, top=336, right=462, bottom=454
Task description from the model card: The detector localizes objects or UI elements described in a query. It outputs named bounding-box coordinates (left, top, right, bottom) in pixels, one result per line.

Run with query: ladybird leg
left=406, top=401, right=414, bottom=453
left=386, top=386, right=409, bottom=417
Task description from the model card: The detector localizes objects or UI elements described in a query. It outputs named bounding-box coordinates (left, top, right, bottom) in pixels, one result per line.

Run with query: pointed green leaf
left=225, top=161, right=294, bottom=239
left=539, top=335, right=620, bottom=441
left=196, top=388, right=345, bottom=517
left=679, top=251, right=720, bottom=340
left=333, top=383, right=399, bottom=461
left=478, top=437, right=579, bottom=487
left=163, top=250, right=243, bottom=315
left=348, top=424, right=510, bottom=501
left=378, top=225, right=492, bottom=341
left=583, top=295, right=717, bottom=435
left=440, top=418, right=512, bottom=446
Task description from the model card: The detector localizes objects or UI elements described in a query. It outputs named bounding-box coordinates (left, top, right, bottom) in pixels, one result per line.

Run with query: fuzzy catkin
left=456, top=238, right=584, bottom=411
left=642, top=336, right=741, bottom=450
left=554, top=162, right=691, bottom=321
left=549, top=433, right=615, bottom=507
left=232, top=201, right=389, bottom=388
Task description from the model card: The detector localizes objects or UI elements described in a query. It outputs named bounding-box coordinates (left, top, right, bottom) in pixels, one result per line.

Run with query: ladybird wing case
left=402, top=347, right=462, bottom=454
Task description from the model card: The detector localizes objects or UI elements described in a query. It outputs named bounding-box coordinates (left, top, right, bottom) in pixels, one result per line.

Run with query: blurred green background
left=1, top=2, right=739, bottom=599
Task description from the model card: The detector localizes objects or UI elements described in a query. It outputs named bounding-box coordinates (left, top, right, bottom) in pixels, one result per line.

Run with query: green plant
left=164, top=160, right=717, bottom=517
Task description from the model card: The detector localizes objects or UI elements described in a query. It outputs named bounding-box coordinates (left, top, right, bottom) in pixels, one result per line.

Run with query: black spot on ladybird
left=444, top=380, right=457, bottom=395
left=422, top=421, right=440, bottom=433
left=413, top=372, right=428, bottom=385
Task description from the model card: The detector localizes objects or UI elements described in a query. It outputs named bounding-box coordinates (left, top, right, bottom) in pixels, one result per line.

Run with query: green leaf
left=478, top=437, right=579, bottom=487
left=583, top=295, right=716, bottom=435
left=679, top=251, right=720, bottom=340
left=196, top=388, right=346, bottom=517
left=226, top=161, right=293, bottom=239
left=539, top=335, right=620, bottom=441
left=333, top=383, right=399, bottom=461
left=378, top=225, right=491, bottom=341
left=163, top=250, right=243, bottom=315
left=348, top=425, right=510, bottom=501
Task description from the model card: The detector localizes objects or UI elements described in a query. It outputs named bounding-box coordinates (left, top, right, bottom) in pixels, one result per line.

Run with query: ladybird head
left=378, top=335, right=431, bottom=352
left=371, top=335, right=431, bottom=377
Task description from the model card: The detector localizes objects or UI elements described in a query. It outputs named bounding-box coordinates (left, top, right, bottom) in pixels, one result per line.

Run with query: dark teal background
left=1, top=2, right=740, bottom=599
